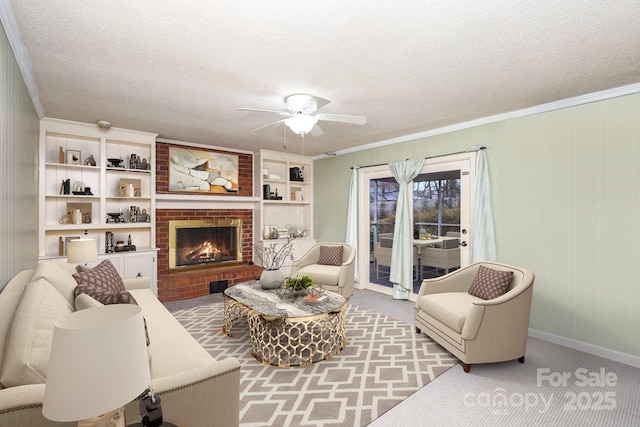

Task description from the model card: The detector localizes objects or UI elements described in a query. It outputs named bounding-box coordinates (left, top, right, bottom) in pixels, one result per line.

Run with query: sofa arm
left=123, top=276, right=150, bottom=290
left=0, top=384, right=75, bottom=427
left=125, top=358, right=241, bottom=427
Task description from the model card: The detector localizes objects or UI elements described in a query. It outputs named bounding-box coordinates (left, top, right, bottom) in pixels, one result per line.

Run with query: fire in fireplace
left=169, top=219, right=242, bottom=271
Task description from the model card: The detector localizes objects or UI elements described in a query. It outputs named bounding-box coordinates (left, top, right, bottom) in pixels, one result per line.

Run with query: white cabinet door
left=123, top=251, right=157, bottom=295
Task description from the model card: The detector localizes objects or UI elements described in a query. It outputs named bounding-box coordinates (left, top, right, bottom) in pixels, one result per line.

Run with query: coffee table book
left=302, top=294, right=327, bottom=304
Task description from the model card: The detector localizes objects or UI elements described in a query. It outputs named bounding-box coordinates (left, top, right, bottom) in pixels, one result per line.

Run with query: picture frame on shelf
left=64, top=236, right=80, bottom=256
left=66, top=149, right=81, bottom=165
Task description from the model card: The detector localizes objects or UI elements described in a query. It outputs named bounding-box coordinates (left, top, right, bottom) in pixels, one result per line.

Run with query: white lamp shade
left=43, top=304, right=150, bottom=422
left=285, top=114, right=318, bottom=135
left=67, top=238, right=98, bottom=264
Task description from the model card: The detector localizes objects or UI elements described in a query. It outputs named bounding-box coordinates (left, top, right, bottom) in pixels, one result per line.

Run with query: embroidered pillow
left=317, top=245, right=344, bottom=266
left=468, top=265, right=513, bottom=300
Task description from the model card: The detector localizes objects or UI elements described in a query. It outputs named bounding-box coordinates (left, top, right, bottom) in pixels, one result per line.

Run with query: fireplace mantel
left=156, top=194, right=259, bottom=210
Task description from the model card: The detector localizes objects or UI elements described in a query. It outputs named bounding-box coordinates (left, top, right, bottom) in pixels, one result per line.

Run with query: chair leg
left=518, top=356, right=525, bottom=364
left=462, top=363, right=471, bottom=373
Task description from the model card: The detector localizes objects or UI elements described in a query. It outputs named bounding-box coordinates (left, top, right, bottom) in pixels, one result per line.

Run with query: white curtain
left=345, top=166, right=359, bottom=282
left=470, top=149, right=496, bottom=262
left=389, top=158, right=424, bottom=299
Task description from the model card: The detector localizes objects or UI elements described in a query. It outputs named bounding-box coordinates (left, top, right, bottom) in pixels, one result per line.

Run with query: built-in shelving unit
left=255, top=149, right=316, bottom=274
left=38, top=118, right=158, bottom=290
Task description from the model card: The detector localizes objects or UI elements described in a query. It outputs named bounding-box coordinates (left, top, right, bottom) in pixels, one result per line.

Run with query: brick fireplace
left=156, top=209, right=262, bottom=301
left=155, top=142, right=262, bottom=302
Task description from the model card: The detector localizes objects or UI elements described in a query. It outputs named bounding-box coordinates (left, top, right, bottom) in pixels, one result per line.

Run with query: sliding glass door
left=357, top=153, right=475, bottom=300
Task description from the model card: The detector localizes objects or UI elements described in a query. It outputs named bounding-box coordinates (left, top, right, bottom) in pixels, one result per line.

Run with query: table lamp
left=43, top=304, right=151, bottom=427
left=67, top=238, right=98, bottom=266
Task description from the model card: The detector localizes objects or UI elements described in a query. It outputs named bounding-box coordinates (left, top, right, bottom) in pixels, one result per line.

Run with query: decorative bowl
left=107, top=158, right=123, bottom=167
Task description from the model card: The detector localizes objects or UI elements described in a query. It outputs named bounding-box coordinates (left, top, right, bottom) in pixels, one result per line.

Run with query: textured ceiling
left=4, top=0, right=640, bottom=156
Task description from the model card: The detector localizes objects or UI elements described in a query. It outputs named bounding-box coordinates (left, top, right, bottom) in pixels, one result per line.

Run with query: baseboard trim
left=529, top=328, right=640, bottom=369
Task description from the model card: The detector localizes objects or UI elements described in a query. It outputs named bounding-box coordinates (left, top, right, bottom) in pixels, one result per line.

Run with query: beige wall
left=0, top=21, right=39, bottom=290
left=314, top=92, right=640, bottom=357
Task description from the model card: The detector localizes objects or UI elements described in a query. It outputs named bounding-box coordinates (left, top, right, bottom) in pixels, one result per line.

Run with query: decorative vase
left=262, top=226, right=273, bottom=240
left=260, top=269, right=284, bottom=289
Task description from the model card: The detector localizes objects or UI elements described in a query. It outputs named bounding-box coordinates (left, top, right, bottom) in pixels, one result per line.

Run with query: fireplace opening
left=169, top=219, right=242, bottom=271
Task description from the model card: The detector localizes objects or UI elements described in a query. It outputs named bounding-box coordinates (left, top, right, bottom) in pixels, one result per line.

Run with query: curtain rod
left=350, top=146, right=485, bottom=169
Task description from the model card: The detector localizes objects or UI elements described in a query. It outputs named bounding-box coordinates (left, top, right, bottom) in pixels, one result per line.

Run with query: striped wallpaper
left=0, top=21, right=39, bottom=290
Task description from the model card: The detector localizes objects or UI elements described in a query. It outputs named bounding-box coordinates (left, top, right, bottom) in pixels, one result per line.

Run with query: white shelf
left=39, top=118, right=157, bottom=260
left=255, top=149, right=314, bottom=262
left=262, top=200, right=311, bottom=206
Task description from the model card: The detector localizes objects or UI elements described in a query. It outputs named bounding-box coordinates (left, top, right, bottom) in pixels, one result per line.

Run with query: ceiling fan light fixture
left=285, top=114, right=317, bottom=135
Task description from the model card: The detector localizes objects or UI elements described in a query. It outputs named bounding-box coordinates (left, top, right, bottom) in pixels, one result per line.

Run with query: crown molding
left=0, top=0, right=44, bottom=118
left=315, top=82, right=640, bottom=160
left=156, top=137, right=255, bottom=155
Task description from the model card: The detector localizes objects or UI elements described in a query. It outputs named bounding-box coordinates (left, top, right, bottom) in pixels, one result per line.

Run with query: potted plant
left=253, top=239, right=294, bottom=289
left=285, top=272, right=313, bottom=291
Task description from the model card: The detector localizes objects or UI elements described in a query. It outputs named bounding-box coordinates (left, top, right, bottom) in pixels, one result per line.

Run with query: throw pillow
left=31, top=260, right=79, bottom=306
left=73, top=259, right=150, bottom=345
left=317, top=245, right=344, bottom=266
left=468, top=265, right=514, bottom=300
left=73, top=259, right=131, bottom=305
left=74, top=292, right=103, bottom=310
left=0, top=279, right=74, bottom=387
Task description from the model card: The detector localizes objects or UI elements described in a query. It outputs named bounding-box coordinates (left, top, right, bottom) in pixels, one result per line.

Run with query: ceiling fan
left=237, top=94, right=367, bottom=137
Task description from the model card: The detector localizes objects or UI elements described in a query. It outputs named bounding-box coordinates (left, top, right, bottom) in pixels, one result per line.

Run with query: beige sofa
left=0, top=260, right=241, bottom=426
left=415, top=261, right=534, bottom=373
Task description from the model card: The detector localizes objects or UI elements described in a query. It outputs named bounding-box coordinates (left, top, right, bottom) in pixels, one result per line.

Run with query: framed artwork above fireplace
left=168, top=146, right=239, bottom=193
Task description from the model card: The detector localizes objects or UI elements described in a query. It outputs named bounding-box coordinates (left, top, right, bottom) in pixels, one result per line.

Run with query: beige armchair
left=415, top=261, right=534, bottom=372
left=291, top=243, right=356, bottom=298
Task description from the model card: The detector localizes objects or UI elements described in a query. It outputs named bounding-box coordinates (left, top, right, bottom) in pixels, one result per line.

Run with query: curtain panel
left=389, top=158, right=424, bottom=299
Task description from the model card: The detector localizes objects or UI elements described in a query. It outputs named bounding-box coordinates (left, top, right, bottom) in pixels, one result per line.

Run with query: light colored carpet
left=170, top=300, right=456, bottom=427
left=370, top=336, right=640, bottom=427
left=165, top=289, right=640, bottom=426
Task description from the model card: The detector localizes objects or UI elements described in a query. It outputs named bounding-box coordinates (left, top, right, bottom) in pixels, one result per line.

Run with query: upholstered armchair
left=415, top=261, right=535, bottom=372
left=291, top=243, right=356, bottom=298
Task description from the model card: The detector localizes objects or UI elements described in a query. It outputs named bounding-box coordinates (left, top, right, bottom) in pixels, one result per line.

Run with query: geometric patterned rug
left=172, top=302, right=457, bottom=426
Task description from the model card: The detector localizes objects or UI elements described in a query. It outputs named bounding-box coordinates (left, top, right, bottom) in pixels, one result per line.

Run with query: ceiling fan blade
left=310, top=124, right=324, bottom=137
left=301, top=96, right=330, bottom=114
left=237, top=107, right=291, bottom=117
left=316, top=113, right=367, bottom=125
left=251, top=119, right=286, bottom=132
